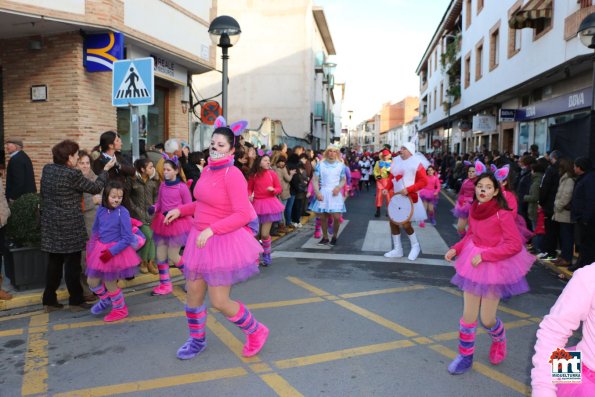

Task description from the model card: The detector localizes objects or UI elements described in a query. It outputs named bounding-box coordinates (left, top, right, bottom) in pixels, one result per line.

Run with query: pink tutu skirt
left=151, top=212, right=192, bottom=245
left=452, top=200, right=472, bottom=218
left=515, top=214, right=534, bottom=244
left=86, top=239, right=140, bottom=281
left=182, top=226, right=262, bottom=286
left=420, top=190, right=439, bottom=206
left=451, top=240, right=535, bottom=299
left=252, top=197, right=284, bottom=223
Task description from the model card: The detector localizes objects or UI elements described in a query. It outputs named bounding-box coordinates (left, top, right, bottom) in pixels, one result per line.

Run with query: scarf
left=471, top=199, right=500, bottom=220
left=207, top=155, right=235, bottom=171
left=165, top=177, right=181, bottom=186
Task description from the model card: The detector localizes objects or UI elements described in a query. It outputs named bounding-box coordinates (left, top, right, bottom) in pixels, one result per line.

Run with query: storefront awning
left=508, top=0, right=553, bottom=30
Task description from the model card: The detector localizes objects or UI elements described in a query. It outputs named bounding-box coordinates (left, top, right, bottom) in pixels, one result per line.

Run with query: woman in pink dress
left=444, top=168, right=535, bottom=375
left=164, top=116, right=268, bottom=361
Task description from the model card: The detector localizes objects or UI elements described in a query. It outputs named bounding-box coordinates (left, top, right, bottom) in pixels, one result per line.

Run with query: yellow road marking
left=275, top=339, right=415, bottom=369
left=52, top=311, right=184, bottom=331
left=438, top=287, right=533, bottom=319
left=0, top=328, right=24, bottom=337
left=286, top=277, right=330, bottom=296
left=333, top=299, right=418, bottom=337
left=0, top=309, right=45, bottom=321
left=441, top=190, right=456, bottom=206
left=250, top=362, right=273, bottom=373
left=530, top=317, right=543, bottom=323
left=259, top=373, right=305, bottom=397
left=413, top=336, right=434, bottom=344
left=53, top=367, right=248, bottom=397
left=431, top=319, right=535, bottom=341
left=247, top=297, right=325, bottom=310
left=339, top=285, right=427, bottom=299
left=429, top=344, right=531, bottom=396
left=21, top=313, right=49, bottom=396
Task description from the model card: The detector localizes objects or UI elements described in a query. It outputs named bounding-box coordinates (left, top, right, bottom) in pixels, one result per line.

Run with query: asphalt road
left=0, top=185, right=570, bottom=396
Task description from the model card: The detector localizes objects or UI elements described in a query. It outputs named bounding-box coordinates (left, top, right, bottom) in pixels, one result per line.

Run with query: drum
left=388, top=194, right=414, bottom=225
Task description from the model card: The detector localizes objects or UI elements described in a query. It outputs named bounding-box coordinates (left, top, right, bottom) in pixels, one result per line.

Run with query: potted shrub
left=4, top=193, right=48, bottom=290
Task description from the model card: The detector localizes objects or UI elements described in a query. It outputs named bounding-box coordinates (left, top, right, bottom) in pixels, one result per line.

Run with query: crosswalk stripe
left=273, top=251, right=450, bottom=267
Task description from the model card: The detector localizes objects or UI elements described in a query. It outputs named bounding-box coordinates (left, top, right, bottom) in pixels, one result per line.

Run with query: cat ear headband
left=493, top=164, right=510, bottom=182
left=463, top=160, right=472, bottom=167
left=474, top=160, right=487, bottom=174
left=214, top=116, right=248, bottom=145
left=257, top=149, right=272, bottom=157
left=161, top=152, right=179, bottom=166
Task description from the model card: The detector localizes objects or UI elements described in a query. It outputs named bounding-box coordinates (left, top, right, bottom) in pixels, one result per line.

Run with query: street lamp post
left=322, top=62, right=337, bottom=149
left=347, top=110, right=353, bottom=148
left=209, top=15, right=241, bottom=119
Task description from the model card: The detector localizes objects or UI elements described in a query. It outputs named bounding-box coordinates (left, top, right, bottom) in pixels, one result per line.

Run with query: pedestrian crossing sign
left=112, top=57, right=154, bottom=107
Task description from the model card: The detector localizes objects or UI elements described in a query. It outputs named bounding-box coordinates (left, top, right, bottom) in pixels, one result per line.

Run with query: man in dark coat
left=570, top=157, right=595, bottom=271
left=538, top=150, right=561, bottom=260
left=5, top=138, right=36, bottom=202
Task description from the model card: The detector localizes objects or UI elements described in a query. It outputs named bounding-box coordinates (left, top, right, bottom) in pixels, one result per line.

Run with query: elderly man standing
left=155, top=139, right=186, bottom=182
left=5, top=138, right=36, bottom=202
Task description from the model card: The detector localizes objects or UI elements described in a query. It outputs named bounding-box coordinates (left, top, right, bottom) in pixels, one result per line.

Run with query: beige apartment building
left=0, top=0, right=215, bottom=182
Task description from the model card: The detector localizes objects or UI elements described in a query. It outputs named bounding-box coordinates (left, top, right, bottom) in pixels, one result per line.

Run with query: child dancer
left=248, top=150, right=284, bottom=266
left=419, top=165, right=440, bottom=227
left=444, top=169, right=535, bottom=375
left=149, top=155, right=193, bottom=295
left=373, top=149, right=393, bottom=218
left=531, top=263, right=595, bottom=396
left=452, top=162, right=477, bottom=237
left=129, top=158, right=159, bottom=274
left=86, top=181, right=143, bottom=322
left=164, top=116, right=268, bottom=360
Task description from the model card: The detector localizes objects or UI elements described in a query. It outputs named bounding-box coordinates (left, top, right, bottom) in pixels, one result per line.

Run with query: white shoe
left=384, top=234, right=403, bottom=258
left=407, top=232, right=421, bottom=261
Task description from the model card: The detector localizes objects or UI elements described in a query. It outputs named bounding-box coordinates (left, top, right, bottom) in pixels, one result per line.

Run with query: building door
left=502, top=128, right=513, bottom=154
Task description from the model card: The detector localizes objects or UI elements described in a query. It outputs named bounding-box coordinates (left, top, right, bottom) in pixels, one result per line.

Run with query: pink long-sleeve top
left=531, top=265, right=595, bottom=396
left=154, top=180, right=192, bottom=213
left=420, top=174, right=441, bottom=197
left=456, top=178, right=476, bottom=206
left=179, top=156, right=256, bottom=235
left=248, top=169, right=282, bottom=199
left=451, top=204, right=522, bottom=262
left=503, top=189, right=518, bottom=213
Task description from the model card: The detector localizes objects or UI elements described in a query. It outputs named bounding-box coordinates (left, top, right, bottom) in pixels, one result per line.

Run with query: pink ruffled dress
left=180, top=156, right=263, bottom=286
left=86, top=206, right=141, bottom=281
left=450, top=200, right=535, bottom=299
left=419, top=174, right=441, bottom=205
left=151, top=179, right=193, bottom=246
left=452, top=177, right=476, bottom=218
left=248, top=169, right=284, bottom=224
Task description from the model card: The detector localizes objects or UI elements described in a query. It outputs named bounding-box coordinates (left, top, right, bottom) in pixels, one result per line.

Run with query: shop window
left=117, top=86, right=169, bottom=157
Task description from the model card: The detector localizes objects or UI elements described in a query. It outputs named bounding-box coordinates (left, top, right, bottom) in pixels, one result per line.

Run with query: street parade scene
left=1, top=0, right=595, bottom=396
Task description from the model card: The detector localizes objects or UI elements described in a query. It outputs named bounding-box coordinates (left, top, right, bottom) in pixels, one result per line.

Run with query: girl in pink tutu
left=444, top=168, right=535, bottom=375
left=248, top=150, right=284, bottom=266
left=419, top=165, right=440, bottom=227
left=452, top=162, right=477, bottom=237
left=149, top=155, right=193, bottom=296
left=532, top=263, right=595, bottom=396
left=164, top=116, right=268, bottom=360
left=86, top=181, right=143, bottom=322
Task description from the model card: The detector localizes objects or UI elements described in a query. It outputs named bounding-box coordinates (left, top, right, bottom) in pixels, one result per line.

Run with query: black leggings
left=42, top=251, right=84, bottom=305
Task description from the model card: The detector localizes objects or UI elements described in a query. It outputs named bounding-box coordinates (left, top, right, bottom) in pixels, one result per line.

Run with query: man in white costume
left=384, top=142, right=429, bottom=260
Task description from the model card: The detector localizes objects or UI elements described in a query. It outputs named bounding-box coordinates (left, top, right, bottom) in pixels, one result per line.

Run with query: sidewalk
left=0, top=214, right=314, bottom=313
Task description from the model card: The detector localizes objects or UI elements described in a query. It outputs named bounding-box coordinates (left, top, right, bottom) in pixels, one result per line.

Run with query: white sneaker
left=296, top=223, right=303, bottom=228
left=384, top=249, right=403, bottom=258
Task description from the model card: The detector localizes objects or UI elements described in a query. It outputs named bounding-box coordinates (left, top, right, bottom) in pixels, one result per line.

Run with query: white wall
left=124, top=0, right=212, bottom=61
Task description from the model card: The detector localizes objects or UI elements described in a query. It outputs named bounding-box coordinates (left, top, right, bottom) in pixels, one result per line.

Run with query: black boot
left=374, top=207, right=380, bottom=218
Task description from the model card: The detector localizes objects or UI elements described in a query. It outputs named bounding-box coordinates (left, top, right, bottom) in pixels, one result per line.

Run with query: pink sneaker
left=419, top=221, right=426, bottom=228
left=314, top=230, right=321, bottom=239
left=104, top=306, right=128, bottom=322
left=489, top=340, right=507, bottom=365
left=242, top=324, right=269, bottom=357
left=152, top=283, right=173, bottom=296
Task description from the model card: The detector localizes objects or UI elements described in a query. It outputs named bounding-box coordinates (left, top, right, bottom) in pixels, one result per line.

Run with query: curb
left=538, top=258, right=573, bottom=280
left=1, top=215, right=315, bottom=313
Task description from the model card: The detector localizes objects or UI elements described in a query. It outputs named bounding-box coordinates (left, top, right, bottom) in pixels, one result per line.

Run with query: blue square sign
left=112, top=57, right=154, bottom=107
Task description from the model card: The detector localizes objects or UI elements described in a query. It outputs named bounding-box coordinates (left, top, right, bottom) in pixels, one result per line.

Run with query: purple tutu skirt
left=420, top=190, right=439, bottom=206
left=515, top=214, right=534, bottom=244
left=182, top=226, right=262, bottom=286
left=151, top=212, right=192, bottom=245
left=252, top=197, right=284, bottom=224
left=86, top=239, right=140, bottom=281
left=452, top=201, right=472, bottom=218
left=451, top=240, right=535, bottom=299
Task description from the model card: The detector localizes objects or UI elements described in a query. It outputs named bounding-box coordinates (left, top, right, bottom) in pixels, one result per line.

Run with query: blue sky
left=315, top=0, right=449, bottom=122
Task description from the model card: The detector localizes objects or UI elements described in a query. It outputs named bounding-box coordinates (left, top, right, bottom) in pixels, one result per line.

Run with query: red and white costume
left=389, top=150, right=429, bottom=222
